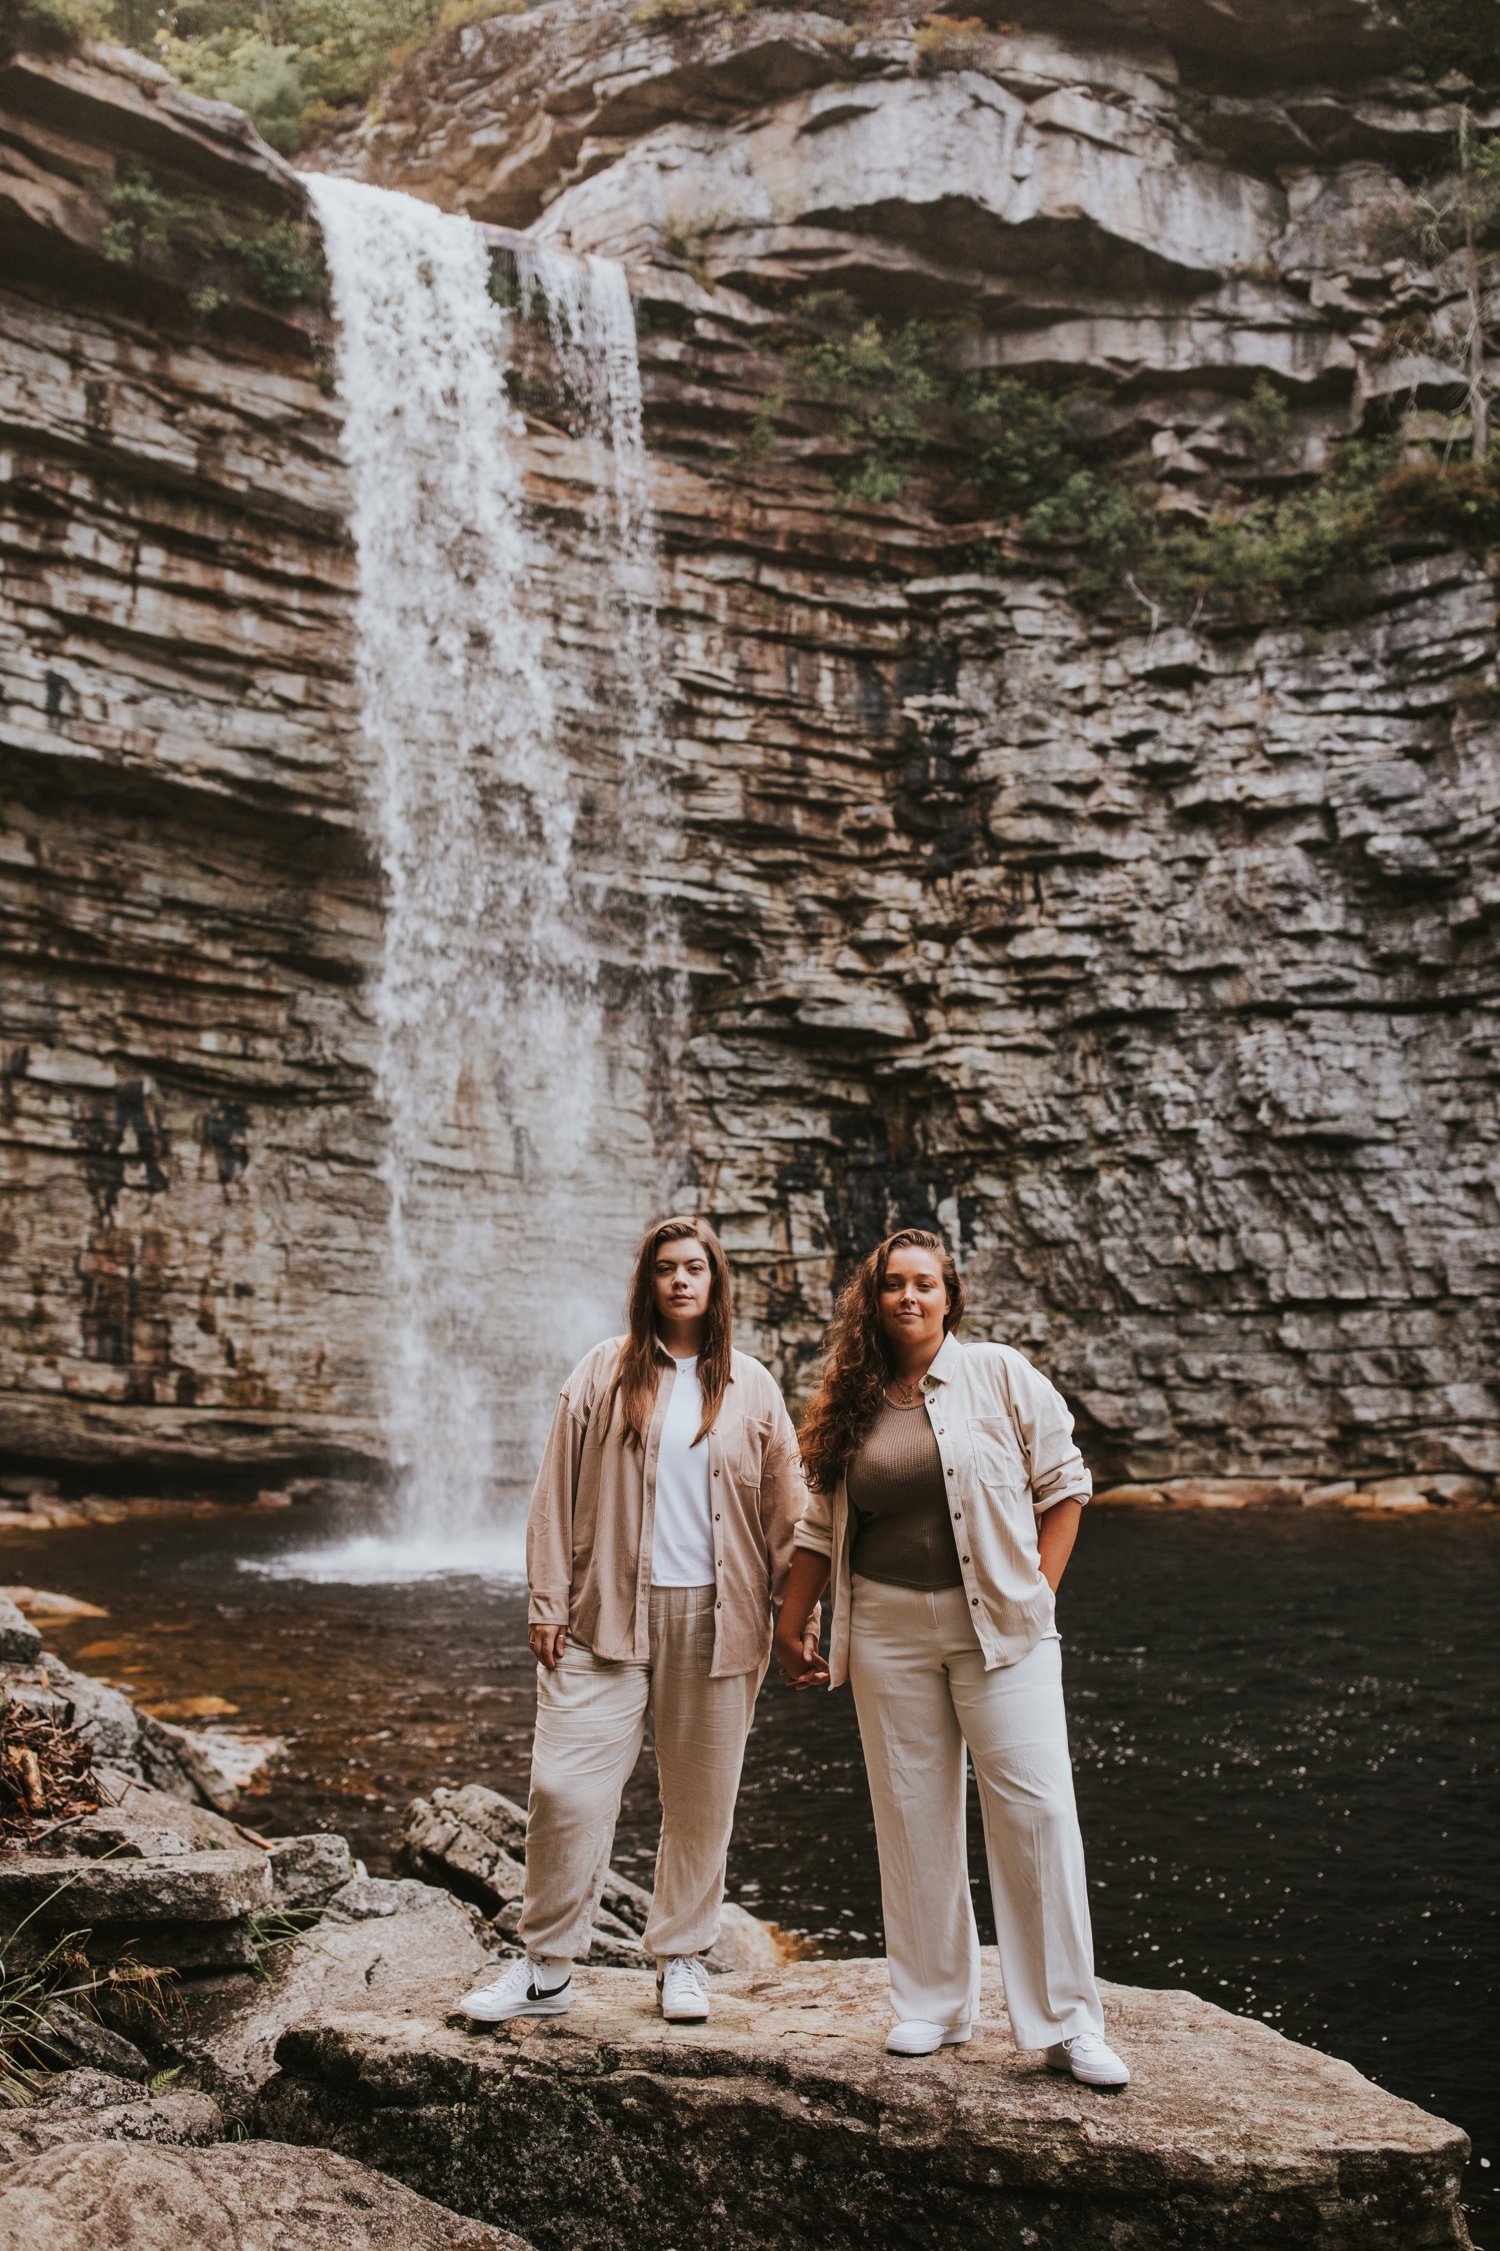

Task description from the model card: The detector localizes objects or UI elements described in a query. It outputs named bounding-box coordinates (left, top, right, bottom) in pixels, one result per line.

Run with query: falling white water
left=511, top=245, right=686, bottom=1061
left=515, top=245, right=663, bottom=748
left=258, top=177, right=677, bottom=1583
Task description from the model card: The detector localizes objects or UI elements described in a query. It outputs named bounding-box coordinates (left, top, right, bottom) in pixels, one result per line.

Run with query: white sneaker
left=458, top=1957, right=572, bottom=2024
left=885, top=2019, right=972, bottom=2056
left=1046, top=2030, right=1130, bottom=2088
left=658, top=1956, right=710, bottom=2023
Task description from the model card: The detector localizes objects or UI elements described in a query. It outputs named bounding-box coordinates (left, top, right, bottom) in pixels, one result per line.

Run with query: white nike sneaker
left=458, top=1957, right=572, bottom=2024
left=1046, top=2030, right=1130, bottom=2088
left=658, top=1956, right=710, bottom=2023
left=885, top=2019, right=973, bottom=2056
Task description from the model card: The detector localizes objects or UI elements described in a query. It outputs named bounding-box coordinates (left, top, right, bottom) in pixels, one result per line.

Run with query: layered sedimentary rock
left=0, top=41, right=381, bottom=1479
left=2, top=2, right=1498, bottom=1491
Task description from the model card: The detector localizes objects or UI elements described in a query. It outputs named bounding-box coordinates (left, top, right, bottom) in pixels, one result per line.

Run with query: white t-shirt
left=649, top=1355, right=717, bottom=1588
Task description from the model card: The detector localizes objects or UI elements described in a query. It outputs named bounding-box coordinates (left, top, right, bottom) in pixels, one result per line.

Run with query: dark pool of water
left=5, top=1506, right=1497, bottom=2244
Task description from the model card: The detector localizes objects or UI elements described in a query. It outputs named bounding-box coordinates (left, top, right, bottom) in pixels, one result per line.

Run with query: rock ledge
left=257, top=1955, right=1472, bottom=2250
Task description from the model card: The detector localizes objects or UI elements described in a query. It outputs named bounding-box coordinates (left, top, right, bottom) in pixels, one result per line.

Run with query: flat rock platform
left=257, top=1955, right=1472, bottom=2250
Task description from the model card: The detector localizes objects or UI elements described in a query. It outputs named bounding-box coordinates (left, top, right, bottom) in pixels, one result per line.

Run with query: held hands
left=529, top=1624, right=567, bottom=1669
left=774, top=1616, right=830, bottom=1691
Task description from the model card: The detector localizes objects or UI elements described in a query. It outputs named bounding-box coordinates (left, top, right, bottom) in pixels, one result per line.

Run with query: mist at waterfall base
left=275, top=178, right=672, bottom=1583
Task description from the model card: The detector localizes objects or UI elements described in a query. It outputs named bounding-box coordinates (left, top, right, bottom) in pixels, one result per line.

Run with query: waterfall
left=274, top=175, right=675, bottom=1581
left=514, top=245, right=662, bottom=750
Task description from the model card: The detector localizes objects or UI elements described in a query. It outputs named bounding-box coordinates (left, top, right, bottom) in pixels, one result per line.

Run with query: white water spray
left=262, top=178, right=675, bottom=1583
left=515, top=245, right=663, bottom=747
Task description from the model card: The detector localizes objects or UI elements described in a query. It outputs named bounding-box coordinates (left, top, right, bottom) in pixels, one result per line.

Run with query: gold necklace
left=885, top=1375, right=924, bottom=1407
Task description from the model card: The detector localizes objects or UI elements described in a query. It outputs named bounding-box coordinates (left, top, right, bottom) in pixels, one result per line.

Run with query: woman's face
left=653, top=1237, right=714, bottom=1330
left=877, top=1245, right=950, bottom=1357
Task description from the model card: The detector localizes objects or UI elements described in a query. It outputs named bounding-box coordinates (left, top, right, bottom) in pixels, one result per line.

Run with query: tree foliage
left=4, top=0, right=525, bottom=153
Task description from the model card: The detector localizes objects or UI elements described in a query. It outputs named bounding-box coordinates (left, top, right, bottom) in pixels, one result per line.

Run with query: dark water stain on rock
left=199, top=1101, right=251, bottom=1189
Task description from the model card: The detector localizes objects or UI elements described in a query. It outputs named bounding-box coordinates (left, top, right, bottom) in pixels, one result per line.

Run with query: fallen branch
left=0, top=1697, right=101, bottom=1840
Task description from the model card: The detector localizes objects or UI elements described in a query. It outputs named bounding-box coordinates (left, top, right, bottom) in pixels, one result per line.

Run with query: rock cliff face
left=2, top=2, right=1497, bottom=1491
left=0, top=41, right=380, bottom=1479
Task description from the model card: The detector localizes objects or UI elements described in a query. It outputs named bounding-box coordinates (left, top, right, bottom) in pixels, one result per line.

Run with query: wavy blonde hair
left=799, top=1228, right=965, bottom=1493
left=605, top=1215, right=732, bottom=1452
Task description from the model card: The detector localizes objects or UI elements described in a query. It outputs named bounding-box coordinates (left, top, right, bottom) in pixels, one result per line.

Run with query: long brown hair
left=605, top=1215, right=733, bottom=1451
left=799, top=1227, right=965, bottom=1493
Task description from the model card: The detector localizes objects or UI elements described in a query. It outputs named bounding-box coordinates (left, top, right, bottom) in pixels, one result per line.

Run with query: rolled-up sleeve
left=793, top=1478, right=836, bottom=1556
left=758, top=1398, right=810, bottom=1605
left=1008, top=1356, right=1092, bottom=1513
left=525, top=1386, right=586, bottom=1628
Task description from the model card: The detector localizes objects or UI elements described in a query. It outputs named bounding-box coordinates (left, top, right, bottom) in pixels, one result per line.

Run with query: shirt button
left=713, top=1468, right=720, bottom=1478
left=961, top=1554, right=970, bottom=1564
left=953, top=1512, right=961, bottom=1522
left=970, top=1596, right=979, bottom=1607
left=946, top=1467, right=954, bottom=1477
left=714, top=1512, right=721, bottom=1521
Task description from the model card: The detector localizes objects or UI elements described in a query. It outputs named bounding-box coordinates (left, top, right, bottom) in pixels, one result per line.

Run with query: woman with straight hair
left=774, top=1227, right=1129, bottom=2085
left=459, top=1215, right=807, bottom=2029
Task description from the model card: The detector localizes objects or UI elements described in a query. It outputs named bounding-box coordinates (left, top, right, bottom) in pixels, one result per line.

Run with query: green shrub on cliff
left=101, top=164, right=328, bottom=310
left=791, top=300, right=946, bottom=501
left=773, top=291, right=1500, bottom=622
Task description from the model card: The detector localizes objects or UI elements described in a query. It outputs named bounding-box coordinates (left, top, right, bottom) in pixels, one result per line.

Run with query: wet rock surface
left=255, top=1954, right=1474, bottom=2250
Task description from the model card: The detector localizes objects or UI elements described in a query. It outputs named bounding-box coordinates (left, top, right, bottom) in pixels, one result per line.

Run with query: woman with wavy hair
left=459, top=1215, right=806, bottom=2030
left=774, top=1227, right=1129, bottom=2085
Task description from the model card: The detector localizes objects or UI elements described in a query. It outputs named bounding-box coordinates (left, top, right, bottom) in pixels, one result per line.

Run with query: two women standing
left=463, top=1215, right=1127, bottom=2090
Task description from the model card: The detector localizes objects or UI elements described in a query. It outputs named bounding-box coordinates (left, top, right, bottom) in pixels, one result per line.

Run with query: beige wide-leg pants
left=519, top=1584, right=764, bottom=1966
left=848, top=1574, right=1104, bottom=2051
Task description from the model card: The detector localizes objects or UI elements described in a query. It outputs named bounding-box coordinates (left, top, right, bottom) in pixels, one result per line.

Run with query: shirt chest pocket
left=965, top=1414, right=1027, bottom=1496
left=722, top=1414, right=771, bottom=1491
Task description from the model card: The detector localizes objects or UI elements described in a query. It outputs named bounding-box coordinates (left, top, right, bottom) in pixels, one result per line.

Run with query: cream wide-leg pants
left=518, top=1584, right=765, bottom=1966
left=847, top=1574, right=1104, bottom=2051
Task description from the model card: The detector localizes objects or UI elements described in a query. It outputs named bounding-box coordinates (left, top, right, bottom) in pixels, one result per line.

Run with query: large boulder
left=0, top=2069, right=222, bottom=2166
left=397, top=1783, right=783, bottom=1973
left=157, top=1874, right=495, bottom=2120
left=0, top=2141, right=533, bottom=2251
left=256, top=1954, right=1473, bottom=2251
left=0, top=1844, right=272, bottom=1971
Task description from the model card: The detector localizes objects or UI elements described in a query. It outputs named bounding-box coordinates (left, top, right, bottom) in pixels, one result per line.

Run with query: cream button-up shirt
left=793, top=1331, right=1091, bottom=1687
left=526, top=1337, right=809, bottom=1679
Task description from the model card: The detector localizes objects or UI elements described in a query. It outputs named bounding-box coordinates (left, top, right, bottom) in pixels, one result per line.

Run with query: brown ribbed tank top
left=847, top=1400, right=963, bottom=1591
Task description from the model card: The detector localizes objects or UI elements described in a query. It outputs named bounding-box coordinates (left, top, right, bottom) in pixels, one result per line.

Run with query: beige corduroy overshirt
left=526, top=1336, right=809, bottom=1679
left=794, top=1331, right=1092, bottom=1686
